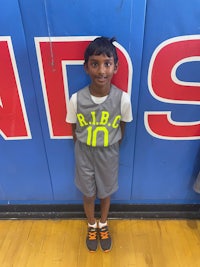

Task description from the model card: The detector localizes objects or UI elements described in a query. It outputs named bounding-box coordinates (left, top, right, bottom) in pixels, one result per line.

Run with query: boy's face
left=84, top=53, right=118, bottom=89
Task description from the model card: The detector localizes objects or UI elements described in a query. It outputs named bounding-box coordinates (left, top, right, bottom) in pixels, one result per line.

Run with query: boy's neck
left=89, top=84, right=111, bottom=97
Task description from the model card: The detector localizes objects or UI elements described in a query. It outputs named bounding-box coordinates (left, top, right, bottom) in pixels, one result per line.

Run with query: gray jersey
left=76, top=85, right=122, bottom=147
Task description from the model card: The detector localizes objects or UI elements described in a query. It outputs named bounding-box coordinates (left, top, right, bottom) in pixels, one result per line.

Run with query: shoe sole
left=100, top=242, right=112, bottom=252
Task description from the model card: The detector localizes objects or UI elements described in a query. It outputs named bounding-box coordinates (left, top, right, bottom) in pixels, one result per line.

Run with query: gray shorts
left=74, top=140, right=119, bottom=198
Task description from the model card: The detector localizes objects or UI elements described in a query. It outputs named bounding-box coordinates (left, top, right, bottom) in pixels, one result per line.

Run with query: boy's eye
left=105, top=62, right=112, bottom=67
left=91, top=62, right=98, bottom=67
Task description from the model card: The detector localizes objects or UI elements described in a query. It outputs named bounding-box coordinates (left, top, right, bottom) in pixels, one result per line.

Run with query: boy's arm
left=71, top=123, right=77, bottom=142
left=119, top=121, right=126, bottom=144
left=119, top=91, right=133, bottom=144
left=66, top=93, right=77, bottom=142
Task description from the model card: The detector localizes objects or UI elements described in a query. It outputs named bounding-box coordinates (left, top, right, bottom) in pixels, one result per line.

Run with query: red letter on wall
left=145, top=35, right=200, bottom=140
left=0, top=37, right=31, bottom=140
left=35, top=37, right=132, bottom=138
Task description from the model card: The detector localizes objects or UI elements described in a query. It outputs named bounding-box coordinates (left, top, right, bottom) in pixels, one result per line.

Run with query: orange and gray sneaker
left=99, top=226, right=112, bottom=252
left=86, top=227, right=98, bottom=252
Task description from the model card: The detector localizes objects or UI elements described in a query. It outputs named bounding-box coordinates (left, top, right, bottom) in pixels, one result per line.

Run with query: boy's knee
left=83, top=195, right=96, bottom=204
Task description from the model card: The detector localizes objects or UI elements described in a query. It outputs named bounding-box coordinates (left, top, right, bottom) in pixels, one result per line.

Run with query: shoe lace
left=88, top=229, right=97, bottom=240
left=99, top=228, right=109, bottom=240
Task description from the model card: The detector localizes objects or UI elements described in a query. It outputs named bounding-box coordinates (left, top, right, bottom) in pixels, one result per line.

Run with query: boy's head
left=84, top=36, right=118, bottom=65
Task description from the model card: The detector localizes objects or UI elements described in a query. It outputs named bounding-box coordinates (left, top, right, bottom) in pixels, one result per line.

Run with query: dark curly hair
left=84, top=36, right=118, bottom=64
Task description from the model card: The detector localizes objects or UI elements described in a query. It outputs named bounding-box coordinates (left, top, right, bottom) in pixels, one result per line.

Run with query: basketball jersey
left=76, top=85, right=122, bottom=147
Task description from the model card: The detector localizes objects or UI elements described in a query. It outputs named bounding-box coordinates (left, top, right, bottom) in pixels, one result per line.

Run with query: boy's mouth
left=96, top=76, right=107, bottom=82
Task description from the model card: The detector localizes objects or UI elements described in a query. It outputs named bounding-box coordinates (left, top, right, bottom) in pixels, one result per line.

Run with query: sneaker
left=86, top=227, right=98, bottom=252
left=99, top=226, right=112, bottom=252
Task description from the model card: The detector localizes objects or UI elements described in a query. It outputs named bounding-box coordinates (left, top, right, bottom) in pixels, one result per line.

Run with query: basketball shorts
left=74, top=140, right=119, bottom=199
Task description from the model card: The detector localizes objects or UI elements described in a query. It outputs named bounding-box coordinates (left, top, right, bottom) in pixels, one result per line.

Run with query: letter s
left=145, top=35, right=200, bottom=140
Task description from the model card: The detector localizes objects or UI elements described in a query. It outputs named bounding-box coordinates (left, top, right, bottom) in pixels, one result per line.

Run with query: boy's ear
left=114, top=62, right=119, bottom=74
left=84, top=62, right=89, bottom=73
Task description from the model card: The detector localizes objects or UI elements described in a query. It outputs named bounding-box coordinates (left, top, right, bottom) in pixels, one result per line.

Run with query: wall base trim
left=0, top=204, right=200, bottom=219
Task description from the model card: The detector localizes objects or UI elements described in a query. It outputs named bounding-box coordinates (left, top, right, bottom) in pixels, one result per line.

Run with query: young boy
left=66, top=37, right=133, bottom=252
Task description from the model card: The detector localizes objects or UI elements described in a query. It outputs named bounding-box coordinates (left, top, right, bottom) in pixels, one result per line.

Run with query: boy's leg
left=99, top=196, right=110, bottom=223
left=99, top=196, right=112, bottom=252
left=83, top=195, right=96, bottom=225
left=83, top=195, right=98, bottom=252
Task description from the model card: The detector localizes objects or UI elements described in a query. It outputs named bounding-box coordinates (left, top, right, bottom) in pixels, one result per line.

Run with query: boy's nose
left=98, top=64, right=105, bottom=74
